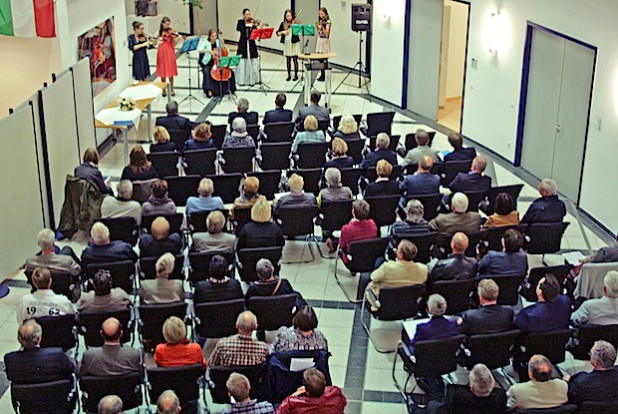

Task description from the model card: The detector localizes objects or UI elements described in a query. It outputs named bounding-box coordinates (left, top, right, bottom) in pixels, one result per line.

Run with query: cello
left=210, top=30, right=232, bottom=82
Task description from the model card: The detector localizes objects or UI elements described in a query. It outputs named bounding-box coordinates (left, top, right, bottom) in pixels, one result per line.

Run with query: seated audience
left=25, top=228, right=81, bottom=277
left=295, top=90, right=330, bottom=128
left=389, top=199, right=430, bottom=244
left=360, top=133, right=398, bottom=170
left=75, top=147, right=113, bottom=195
left=4, top=320, right=75, bottom=385
left=101, top=180, right=142, bottom=225
left=578, top=232, right=618, bottom=264
left=237, top=199, right=285, bottom=249
left=317, top=167, right=353, bottom=207
left=364, top=160, right=399, bottom=197
left=17, top=267, right=74, bottom=324
left=514, top=274, right=571, bottom=332
left=277, top=368, right=347, bottom=414
left=79, top=317, right=141, bottom=377
left=324, top=138, right=354, bottom=170
left=245, top=258, right=298, bottom=301
left=157, top=390, right=181, bottom=414
left=184, top=122, right=215, bottom=151
left=98, top=395, right=123, bottom=414
left=154, top=316, right=206, bottom=368
left=443, top=133, right=476, bottom=163
left=338, top=200, right=378, bottom=263
left=483, top=192, right=520, bottom=229
left=477, top=229, right=528, bottom=278
left=208, top=311, right=269, bottom=367
left=402, top=129, right=439, bottom=166
left=223, top=117, right=256, bottom=148
left=428, top=193, right=481, bottom=236
left=77, top=269, right=132, bottom=312
left=271, top=306, right=328, bottom=353
left=156, top=100, right=196, bottom=134
left=292, top=115, right=326, bottom=153
left=231, top=176, right=261, bottom=219
left=193, top=255, right=243, bottom=303
left=447, top=363, right=507, bottom=414
left=228, top=98, right=259, bottom=126
left=448, top=156, right=492, bottom=195
left=224, top=373, right=275, bottom=414
left=186, top=178, right=225, bottom=216
left=571, top=270, right=618, bottom=327
left=399, top=155, right=441, bottom=209
left=333, top=114, right=361, bottom=141
left=410, top=294, right=459, bottom=352
left=263, top=93, right=293, bottom=125
left=121, top=145, right=158, bottom=182
left=192, top=211, right=235, bottom=253
left=273, top=173, right=317, bottom=215
left=506, top=354, right=568, bottom=409
left=458, top=279, right=513, bottom=334
left=521, top=178, right=567, bottom=224
left=139, top=217, right=182, bottom=258
left=140, top=253, right=184, bottom=304
left=141, top=179, right=177, bottom=217
left=428, top=232, right=477, bottom=284
left=568, top=340, right=618, bottom=404
left=150, top=126, right=177, bottom=153
left=81, top=222, right=137, bottom=267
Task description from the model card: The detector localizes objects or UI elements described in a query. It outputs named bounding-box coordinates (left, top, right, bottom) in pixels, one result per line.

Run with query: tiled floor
left=0, top=46, right=612, bottom=413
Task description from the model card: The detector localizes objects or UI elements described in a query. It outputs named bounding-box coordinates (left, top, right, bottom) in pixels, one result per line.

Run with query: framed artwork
left=78, top=17, right=116, bottom=96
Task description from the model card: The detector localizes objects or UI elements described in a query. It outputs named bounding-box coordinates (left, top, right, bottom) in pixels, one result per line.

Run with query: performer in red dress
left=156, top=17, right=179, bottom=96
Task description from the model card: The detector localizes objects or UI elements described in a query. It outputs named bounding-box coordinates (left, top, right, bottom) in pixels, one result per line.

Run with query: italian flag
left=0, top=0, right=56, bottom=38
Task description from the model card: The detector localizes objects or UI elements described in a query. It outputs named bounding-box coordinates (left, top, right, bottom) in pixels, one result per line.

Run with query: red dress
left=156, top=30, right=178, bottom=78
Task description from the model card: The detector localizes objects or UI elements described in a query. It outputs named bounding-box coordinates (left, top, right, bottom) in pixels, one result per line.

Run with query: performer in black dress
left=197, top=29, right=237, bottom=98
left=128, top=21, right=151, bottom=81
left=236, top=8, right=261, bottom=86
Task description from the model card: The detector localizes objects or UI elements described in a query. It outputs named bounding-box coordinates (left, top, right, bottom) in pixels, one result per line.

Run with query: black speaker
left=352, top=3, right=371, bottom=32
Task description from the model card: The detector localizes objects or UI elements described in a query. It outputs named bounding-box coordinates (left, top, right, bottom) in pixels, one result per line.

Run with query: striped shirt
left=222, top=400, right=275, bottom=414
left=292, top=130, right=326, bottom=153
left=208, top=334, right=269, bottom=367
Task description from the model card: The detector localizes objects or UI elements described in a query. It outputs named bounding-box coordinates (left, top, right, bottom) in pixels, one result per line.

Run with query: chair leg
left=360, top=295, right=396, bottom=353
left=333, top=247, right=362, bottom=304
left=314, top=237, right=336, bottom=259
left=282, top=235, right=316, bottom=264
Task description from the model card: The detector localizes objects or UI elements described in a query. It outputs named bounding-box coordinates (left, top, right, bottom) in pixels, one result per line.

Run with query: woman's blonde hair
left=207, top=210, right=226, bottom=234
left=331, top=138, right=348, bottom=157
left=198, top=178, right=214, bottom=197
left=338, top=114, right=358, bottom=135
left=156, top=252, right=175, bottom=279
left=193, top=123, right=211, bottom=142
left=162, top=316, right=186, bottom=344
left=251, top=197, right=271, bottom=223
left=303, top=115, right=318, bottom=132
left=288, top=174, right=304, bottom=193
left=376, top=159, right=393, bottom=178
left=153, top=126, right=170, bottom=144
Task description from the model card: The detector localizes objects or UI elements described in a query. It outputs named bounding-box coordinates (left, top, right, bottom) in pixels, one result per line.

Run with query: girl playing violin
left=316, top=7, right=332, bottom=81
left=277, top=9, right=301, bottom=81
left=128, top=21, right=151, bottom=81
left=156, top=17, right=179, bottom=96
left=236, top=8, right=261, bottom=86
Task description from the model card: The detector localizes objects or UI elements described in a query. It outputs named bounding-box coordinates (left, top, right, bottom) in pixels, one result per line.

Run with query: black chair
left=464, top=329, right=521, bottom=372
left=187, top=209, right=229, bottom=235
left=483, top=225, right=526, bottom=252
left=332, top=114, right=362, bottom=131
left=369, top=134, right=400, bottom=152
left=221, top=147, right=256, bottom=173
left=139, top=253, right=184, bottom=280
left=521, top=264, right=572, bottom=302
left=365, top=195, right=400, bottom=228
left=247, top=294, right=297, bottom=331
left=430, top=278, right=477, bottom=314
left=236, top=246, right=282, bottom=282
left=319, top=199, right=354, bottom=233
left=483, top=184, right=524, bottom=215
left=366, top=111, right=395, bottom=137
left=210, top=124, right=227, bottom=149
left=80, top=372, right=143, bottom=413
left=188, top=251, right=235, bottom=284
left=519, top=329, right=573, bottom=374
left=264, top=121, right=294, bottom=142
left=169, top=129, right=190, bottom=151
left=95, top=217, right=138, bottom=245
left=86, top=260, right=135, bottom=294
left=410, top=193, right=442, bottom=221
left=442, top=160, right=473, bottom=187
left=147, top=364, right=205, bottom=411
left=78, top=308, right=132, bottom=348
left=141, top=213, right=184, bottom=235
left=208, top=363, right=266, bottom=404
left=362, top=284, right=426, bottom=352
left=131, top=178, right=157, bottom=204
left=11, top=377, right=77, bottom=414
left=434, top=231, right=482, bottom=259
left=345, top=139, right=366, bottom=166
left=231, top=206, right=252, bottom=233
left=340, top=167, right=363, bottom=196
left=36, top=314, right=78, bottom=351
left=484, top=273, right=526, bottom=306
left=404, top=131, right=436, bottom=152
left=247, top=170, right=281, bottom=200
left=206, top=173, right=243, bottom=204
left=391, top=232, right=437, bottom=264
left=25, top=269, right=76, bottom=302
left=513, top=405, right=577, bottom=414
left=569, top=324, right=618, bottom=360
left=166, top=175, right=201, bottom=206
left=295, top=142, right=328, bottom=169
left=461, top=190, right=487, bottom=212
left=317, top=119, right=330, bottom=132
left=524, top=222, right=570, bottom=262
left=149, top=151, right=179, bottom=178
left=194, top=299, right=246, bottom=339
left=578, top=401, right=618, bottom=414
left=260, top=142, right=292, bottom=170
left=288, top=168, right=322, bottom=196
left=247, top=124, right=260, bottom=140
left=277, top=206, right=319, bottom=263
left=184, top=148, right=217, bottom=176
left=138, top=302, right=188, bottom=348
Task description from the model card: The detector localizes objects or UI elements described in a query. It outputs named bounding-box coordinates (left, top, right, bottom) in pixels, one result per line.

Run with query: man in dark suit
left=568, top=340, right=618, bottom=404
left=81, top=222, right=137, bottom=267
left=360, top=133, right=398, bottom=170
left=228, top=98, right=259, bottom=126
left=458, top=278, right=513, bottom=334
left=193, top=255, right=243, bottom=303
left=399, top=155, right=441, bottom=209
left=443, top=133, right=477, bottom=163
left=4, top=320, right=76, bottom=385
left=449, top=156, right=492, bottom=194
left=520, top=178, right=566, bottom=224
left=514, top=274, right=571, bottom=333
left=263, top=93, right=293, bottom=124
left=138, top=217, right=182, bottom=258
left=295, top=90, right=330, bottom=128
left=428, top=232, right=477, bottom=285
left=447, top=364, right=507, bottom=414
left=155, top=101, right=196, bottom=134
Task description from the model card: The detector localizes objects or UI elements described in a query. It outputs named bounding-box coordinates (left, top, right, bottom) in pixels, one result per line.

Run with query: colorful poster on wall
left=78, top=17, right=116, bottom=96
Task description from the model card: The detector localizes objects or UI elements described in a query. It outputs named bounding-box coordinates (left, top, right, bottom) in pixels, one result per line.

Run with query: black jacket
left=236, top=19, right=258, bottom=58
left=459, top=304, right=513, bottom=335
left=429, top=254, right=477, bottom=284
left=155, top=115, right=196, bottom=134
left=263, top=108, right=293, bottom=125
left=75, top=163, right=113, bottom=195
left=449, top=172, right=492, bottom=194
left=194, top=279, right=243, bottom=304
left=237, top=221, right=285, bottom=249
left=277, top=22, right=300, bottom=44
left=149, top=141, right=177, bottom=153
left=444, top=147, right=477, bottom=163
left=228, top=111, right=259, bottom=126
left=5, top=348, right=76, bottom=385
left=520, top=195, right=566, bottom=224
left=138, top=233, right=183, bottom=258
left=364, top=180, right=400, bottom=198
left=568, top=367, right=618, bottom=404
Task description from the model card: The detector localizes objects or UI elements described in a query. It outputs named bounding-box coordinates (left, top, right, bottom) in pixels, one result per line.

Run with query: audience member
left=263, top=93, right=293, bottom=125
left=244, top=258, right=300, bottom=303
left=333, top=114, right=361, bottom=141
left=577, top=232, right=618, bottom=264
left=292, top=115, right=326, bottom=153
left=231, top=176, right=261, bottom=219
left=410, top=294, right=459, bottom=352
left=458, top=279, right=513, bottom=334
left=317, top=168, right=353, bottom=207
left=514, top=274, right=571, bottom=332
left=184, top=122, right=215, bottom=151
left=223, top=117, right=256, bottom=148
left=447, top=363, right=507, bottom=414
left=101, top=180, right=142, bottom=225
left=360, top=133, right=398, bottom=169
left=428, top=193, right=481, bottom=236
left=75, top=148, right=113, bottom=195
left=186, top=178, right=225, bottom=216
left=193, top=255, right=243, bottom=303
left=154, top=316, right=206, bottom=368
left=150, top=126, right=177, bottom=153
left=17, top=267, right=74, bottom=324
left=483, top=193, right=520, bottom=229
left=140, top=253, right=184, bottom=304
left=443, top=133, right=476, bottom=163
left=338, top=200, right=378, bottom=263
left=237, top=199, right=285, bottom=249
left=567, top=340, right=618, bottom=404
left=192, top=211, right=236, bottom=253
left=141, top=179, right=177, bottom=217
left=228, top=98, right=259, bottom=126
left=277, top=368, right=346, bottom=414
left=399, top=155, right=441, bottom=209
left=208, top=311, right=269, bottom=367
left=138, top=217, right=182, bottom=258
left=506, top=354, right=568, bottom=409
left=25, top=228, right=81, bottom=276
left=428, top=232, right=477, bottom=284
left=477, top=229, right=528, bottom=278
left=324, top=138, right=354, bottom=170
left=402, top=129, right=439, bottom=166
left=155, top=100, right=196, bottom=133
left=448, top=156, right=492, bottom=194
left=520, top=178, right=567, bottom=224
left=223, top=373, right=275, bottom=414
left=157, top=390, right=181, bottom=414
left=77, top=269, right=132, bottom=312
left=295, top=90, right=330, bottom=128
left=98, top=395, right=123, bottom=414
left=79, top=317, right=141, bottom=376
left=571, top=270, right=618, bottom=327
left=121, top=145, right=158, bottom=181
left=389, top=200, right=430, bottom=245
left=81, top=222, right=137, bottom=267
left=274, top=173, right=317, bottom=215
left=364, top=160, right=399, bottom=197
left=271, top=306, right=328, bottom=353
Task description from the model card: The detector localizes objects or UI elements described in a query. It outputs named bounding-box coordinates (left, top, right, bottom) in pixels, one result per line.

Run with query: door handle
left=555, top=124, right=562, bottom=134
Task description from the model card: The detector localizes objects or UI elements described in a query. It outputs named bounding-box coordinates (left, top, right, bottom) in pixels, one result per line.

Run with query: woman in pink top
left=338, top=200, right=378, bottom=265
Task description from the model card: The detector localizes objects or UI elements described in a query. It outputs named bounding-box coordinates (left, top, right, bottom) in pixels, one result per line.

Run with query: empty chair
left=319, top=199, right=354, bottom=233
left=208, top=363, right=266, bottom=404
left=247, top=170, right=281, bottom=200
left=193, top=299, right=246, bottom=339
left=340, top=167, right=363, bottom=196
left=277, top=206, right=319, bottom=263
left=247, top=294, right=297, bottom=332
left=149, top=151, right=180, bottom=178
left=404, top=131, right=436, bottom=152
left=236, top=246, right=282, bottom=282
left=221, top=147, right=256, bottom=173
left=139, top=253, right=184, bottom=280
left=210, top=124, right=227, bottom=149
left=169, top=129, right=190, bottom=151
left=524, top=222, right=570, bottom=261
left=344, top=139, right=366, bottom=166
left=206, top=173, right=243, bottom=204
left=442, top=160, right=473, bottom=187
left=80, top=372, right=143, bottom=413
left=142, top=213, right=184, bottom=235
left=463, top=329, right=521, bottom=371
left=166, top=175, right=201, bottom=206
left=95, top=217, right=138, bottom=245
left=188, top=251, right=235, bottom=284
left=485, top=273, right=526, bottom=306
left=86, top=260, right=135, bottom=294
left=430, top=278, right=477, bottom=314
left=247, top=124, right=260, bottom=140
left=289, top=168, right=322, bottom=196
left=295, top=142, right=329, bottom=169
left=183, top=148, right=217, bottom=176
left=78, top=308, right=132, bottom=348
left=231, top=206, right=252, bottom=233
left=366, top=111, right=395, bottom=137
left=260, top=142, right=293, bottom=170
left=521, top=264, right=572, bottom=302
left=11, top=377, right=77, bottom=414
left=569, top=324, right=618, bottom=360
left=264, top=121, right=295, bottom=142
left=484, top=184, right=524, bottom=215
left=365, top=195, right=400, bottom=228
left=131, top=178, right=157, bottom=204
left=146, top=364, right=205, bottom=411
left=138, top=302, right=188, bottom=349
left=36, top=314, right=78, bottom=351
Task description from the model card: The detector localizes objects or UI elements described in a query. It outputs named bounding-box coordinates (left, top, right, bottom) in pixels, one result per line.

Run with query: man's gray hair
left=226, top=372, right=251, bottom=401
left=37, top=228, right=55, bottom=251
left=591, top=340, right=617, bottom=369
left=237, top=98, right=249, bottom=112
left=165, top=100, right=179, bottom=115
left=232, top=117, right=247, bottom=134
left=469, top=364, right=495, bottom=397
left=156, top=390, right=180, bottom=414
left=376, top=133, right=390, bottom=149
left=91, top=222, right=110, bottom=245
left=604, top=270, right=618, bottom=297
left=117, top=179, right=133, bottom=200
left=539, top=178, right=558, bottom=196
left=236, top=310, right=258, bottom=332
left=18, top=320, right=42, bottom=349
left=324, top=167, right=342, bottom=187
left=256, top=258, right=274, bottom=280
left=98, top=395, right=123, bottom=414
left=427, top=294, right=447, bottom=317
left=451, top=192, right=469, bottom=213
left=405, top=199, right=425, bottom=223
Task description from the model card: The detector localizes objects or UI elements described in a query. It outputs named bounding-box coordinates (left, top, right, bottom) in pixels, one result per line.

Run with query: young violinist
left=277, top=9, right=301, bottom=81
left=197, top=29, right=237, bottom=98
left=236, top=8, right=261, bottom=86
left=156, top=16, right=179, bottom=96
left=316, top=7, right=332, bottom=81
left=128, top=21, right=151, bottom=81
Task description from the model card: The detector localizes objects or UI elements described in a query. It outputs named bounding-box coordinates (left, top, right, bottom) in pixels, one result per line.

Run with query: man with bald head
left=428, top=232, right=477, bottom=285
left=98, top=395, right=123, bottom=414
left=507, top=354, right=568, bottom=409
left=157, top=390, right=181, bottom=414
left=138, top=216, right=183, bottom=258
left=81, top=222, right=137, bottom=267
left=79, top=317, right=141, bottom=377
left=448, top=156, right=492, bottom=194
left=208, top=310, right=268, bottom=367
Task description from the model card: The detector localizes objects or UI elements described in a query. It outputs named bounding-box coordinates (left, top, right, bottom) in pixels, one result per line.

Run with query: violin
left=210, top=29, right=232, bottom=82
left=285, top=18, right=302, bottom=30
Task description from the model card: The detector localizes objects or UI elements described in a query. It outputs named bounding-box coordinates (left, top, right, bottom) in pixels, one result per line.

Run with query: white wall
left=320, top=0, right=367, bottom=70
left=124, top=0, right=191, bottom=33
left=445, top=0, right=467, bottom=99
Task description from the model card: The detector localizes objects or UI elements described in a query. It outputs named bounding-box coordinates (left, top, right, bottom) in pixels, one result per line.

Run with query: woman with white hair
left=447, top=363, right=507, bottom=413
left=273, top=173, right=317, bottom=216
left=139, top=253, right=184, bottom=304
left=236, top=197, right=285, bottom=249
left=333, top=114, right=361, bottom=141
left=222, top=117, right=256, bottom=149
left=317, top=167, right=353, bottom=207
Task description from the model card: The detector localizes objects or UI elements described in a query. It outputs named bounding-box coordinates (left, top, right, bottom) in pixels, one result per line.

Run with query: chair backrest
left=138, top=302, right=188, bottom=345
left=80, top=372, right=142, bottom=413
left=296, top=142, right=328, bottom=169
left=169, top=129, right=190, bottom=151
left=211, top=124, right=227, bottom=149
left=36, top=314, right=77, bottom=351
left=442, top=160, right=473, bottom=187
left=188, top=209, right=229, bottom=233
left=166, top=175, right=201, bottom=206
left=237, top=247, right=282, bottom=282
left=11, top=379, right=75, bottom=414
left=208, top=363, right=266, bottom=404
left=188, top=251, right=235, bottom=284
left=277, top=206, right=319, bottom=237
left=86, top=260, right=135, bottom=294
left=139, top=253, right=184, bottom=280
left=78, top=308, right=132, bottom=347
left=577, top=401, right=618, bottom=414
left=484, top=225, right=528, bottom=252
left=514, top=404, right=578, bottom=414
left=206, top=173, right=243, bottom=204
left=373, top=284, right=426, bottom=321
left=222, top=147, right=256, bottom=173
left=232, top=206, right=253, bottom=233
left=430, top=278, right=476, bottom=314
left=332, top=114, right=362, bottom=131
left=569, top=324, right=618, bottom=361
left=464, top=329, right=521, bottom=370
left=289, top=168, right=322, bottom=195
left=485, top=184, right=524, bottom=215
left=525, top=222, right=570, bottom=254
left=411, top=334, right=466, bottom=378
left=485, top=273, right=526, bottom=306
left=522, top=264, right=572, bottom=302
left=344, top=139, right=365, bottom=166
left=521, top=328, right=572, bottom=366
left=194, top=299, right=246, bottom=338
left=366, top=111, right=395, bottom=136
left=147, top=364, right=204, bottom=408
left=25, top=268, right=74, bottom=301
left=404, top=131, right=436, bottom=152
left=318, top=119, right=330, bottom=132
left=141, top=213, right=184, bottom=235
left=339, top=167, right=363, bottom=195
left=320, top=200, right=353, bottom=231
left=260, top=142, right=292, bottom=170
left=411, top=193, right=442, bottom=221
left=183, top=148, right=217, bottom=176
left=392, top=232, right=437, bottom=264
left=365, top=195, right=400, bottom=227
left=347, top=238, right=389, bottom=274
left=461, top=190, right=487, bottom=212
left=247, top=124, right=260, bottom=140
left=247, top=294, right=297, bottom=331
left=264, top=122, right=295, bottom=142
left=247, top=170, right=281, bottom=200
left=131, top=178, right=158, bottom=204
left=95, top=217, right=138, bottom=245
left=369, top=134, right=400, bottom=152
left=149, top=151, right=179, bottom=178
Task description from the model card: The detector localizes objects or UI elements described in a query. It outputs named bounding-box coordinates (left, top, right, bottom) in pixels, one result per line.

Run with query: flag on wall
left=0, top=0, right=56, bottom=38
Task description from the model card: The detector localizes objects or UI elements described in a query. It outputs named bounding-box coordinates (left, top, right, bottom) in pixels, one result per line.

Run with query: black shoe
left=293, top=75, right=299, bottom=81
left=286, top=75, right=292, bottom=81
left=317, top=75, right=325, bottom=82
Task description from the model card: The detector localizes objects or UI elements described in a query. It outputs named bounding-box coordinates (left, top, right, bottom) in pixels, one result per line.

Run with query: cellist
left=197, top=29, right=237, bottom=98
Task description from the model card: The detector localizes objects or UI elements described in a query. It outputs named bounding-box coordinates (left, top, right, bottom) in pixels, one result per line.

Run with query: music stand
left=179, top=37, right=204, bottom=106
left=291, top=24, right=315, bottom=92
left=249, top=27, right=274, bottom=94
left=215, top=55, right=241, bottom=106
